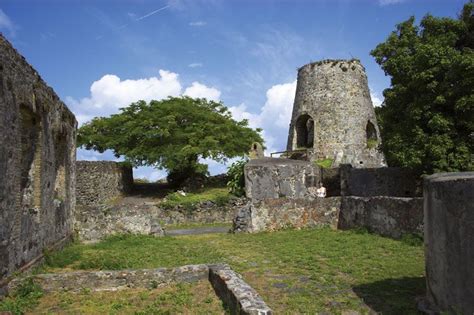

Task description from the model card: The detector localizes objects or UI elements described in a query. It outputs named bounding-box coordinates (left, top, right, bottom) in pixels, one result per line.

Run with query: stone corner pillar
left=423, top=172, right=474, bottom=314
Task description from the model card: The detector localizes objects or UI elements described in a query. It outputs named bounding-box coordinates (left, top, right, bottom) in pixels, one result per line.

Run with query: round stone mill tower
left=286, top=59, right=385, bottom=168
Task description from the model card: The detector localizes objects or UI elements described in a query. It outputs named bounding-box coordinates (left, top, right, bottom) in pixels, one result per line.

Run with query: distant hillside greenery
left=372, top=2, right=474, bottom=173
left=77, top=97, right=263, bottom=187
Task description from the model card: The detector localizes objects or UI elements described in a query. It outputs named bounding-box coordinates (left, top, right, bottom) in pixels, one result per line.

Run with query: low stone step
left=165, top=226, right=230, bottom=236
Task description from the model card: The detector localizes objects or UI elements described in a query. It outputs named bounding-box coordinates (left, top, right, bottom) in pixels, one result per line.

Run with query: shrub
left=226, top=159, right=247, bottom=197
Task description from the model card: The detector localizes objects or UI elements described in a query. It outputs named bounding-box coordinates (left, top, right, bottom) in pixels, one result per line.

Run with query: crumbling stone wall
left=0, top=34, right=77, bottom=280
left=76, top=161, right=133, bottom=206
left=338, top=197, right=423, bottom=238
left=236, top=158, right=423, bottom=238
left=287, top=59, right=385, bottom=168
left=423, top=172, right=474, bottom=314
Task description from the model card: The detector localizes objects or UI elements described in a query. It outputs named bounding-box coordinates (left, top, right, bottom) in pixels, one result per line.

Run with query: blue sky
left=0, top=0, right=464, bottom=180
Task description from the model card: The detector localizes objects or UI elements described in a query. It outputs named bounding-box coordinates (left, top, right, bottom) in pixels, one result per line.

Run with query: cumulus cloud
left=0, top=9, right=15, bottom=36
left=67, top=70, right=222, bottom=126
left=228, top=80, right=296, bottom=154
left=183, top=82, right=221, bottom=101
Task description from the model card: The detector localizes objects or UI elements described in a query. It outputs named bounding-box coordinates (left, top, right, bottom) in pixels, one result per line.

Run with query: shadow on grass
left=352, top=276, right=425, bottom=314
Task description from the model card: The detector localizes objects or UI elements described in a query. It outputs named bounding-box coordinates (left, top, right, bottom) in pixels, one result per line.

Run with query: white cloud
left=188, top=62, right=203, bottom=68
left=189, top=21, right=206, bottom=26
left=379, top=0, right=406, bottom=6
left=0, top=9, right=15, bottom=36
left=370, top=89, right=384, bottom=107
left=183, top=81, right=221, bottom=101
left=67, top=69, right=184, bottom=125
left=228, top=80, right=296, bottom=155
left=260, top=81, right=296, bottom=128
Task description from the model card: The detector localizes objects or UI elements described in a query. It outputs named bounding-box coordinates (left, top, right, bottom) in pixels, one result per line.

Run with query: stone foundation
left=9, top=264, right=272, bottom=314
left=0, top=34, right=76, bottom=280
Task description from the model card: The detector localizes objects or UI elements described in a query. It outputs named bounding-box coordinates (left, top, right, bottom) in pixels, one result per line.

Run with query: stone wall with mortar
left=237, top=159, right=423, bottom=237
left=287, top=59, right=385, bottom=168
left=245, top=158, right=320, bottom=200
left=422, top=172, right=474, bottom=315
left=338, top=196, right=423, bottom=238
left=0, top=34, right=77, bottom=280
left=76, top=161, right=133, bottom=206
left=75, top=197, right=244, bottom=242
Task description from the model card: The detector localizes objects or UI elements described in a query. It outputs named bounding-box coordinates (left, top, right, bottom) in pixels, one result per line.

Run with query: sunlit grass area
left=24, top=228, right=425, bottom=314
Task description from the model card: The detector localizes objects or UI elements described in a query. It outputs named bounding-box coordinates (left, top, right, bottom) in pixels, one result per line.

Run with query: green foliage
left=0, top=278, right=43, bottom=315
left=159, top=187, right=230, bottom=210
left=226, top=159, right=247, bottom=196
left=371, top=2, right=474, bottom=173
left=78, top=97, right=263, bottom=185
left=367, top=139, right=379, bottom=149
left=314, top=158, right=334, bottom=169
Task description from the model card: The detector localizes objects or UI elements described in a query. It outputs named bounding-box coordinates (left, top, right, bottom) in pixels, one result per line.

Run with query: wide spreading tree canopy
left=371, top=2, right=474, bottom=173
left=78, top=97, right=263, bottom=183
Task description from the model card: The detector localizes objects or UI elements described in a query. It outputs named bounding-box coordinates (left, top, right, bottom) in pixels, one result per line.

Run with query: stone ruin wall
left=235, top=159, right=423, bottom=239
left=287, top=59, right=385, bottom=168
left=74, top=161, right=239, bottom=242
left=0, top=34, right=77, bottom=280
left=76, top=161, right=133, bottom=207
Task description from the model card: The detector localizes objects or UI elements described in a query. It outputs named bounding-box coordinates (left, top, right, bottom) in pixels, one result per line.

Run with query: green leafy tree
left=78, top=97, right=263, bottom=186
left=371, top=2, right=474, bottom=173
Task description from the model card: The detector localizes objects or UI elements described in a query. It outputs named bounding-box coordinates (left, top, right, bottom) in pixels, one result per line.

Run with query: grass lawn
left=28, top=281, right=226, bottom=315
left=29, top=228, right=425, bottom=314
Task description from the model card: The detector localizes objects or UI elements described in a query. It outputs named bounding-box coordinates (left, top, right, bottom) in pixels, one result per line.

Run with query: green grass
left=31, top=281, right=226, bottom=315
left=315, top=158, right=334, bottom=169
left=160, top=187, right=231, bottom=210
left=0, top=278, right=43, bottom=315
left=39, top=228, right=425, bottom=314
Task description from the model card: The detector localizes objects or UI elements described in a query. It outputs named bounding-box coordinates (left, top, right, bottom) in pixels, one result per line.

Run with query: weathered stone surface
left=287, top=59, right=385, bottom=168
left=234, top=198, right=341, bottom=233
left=423, top=172, right=474, bottom=315
left=338, top=196, right=423, bottom=238
left=209, top=264, right=272, bottom=315
left=0, top=34, right=76, bottom=280
left=245, top=158, right=320, bottom=200
left=76, top=161, right=133, bottom=206
left=8, top=264, right=209, bottom=293
left=340, top=165, right=422, bottom=197
left=75, top=196, right=244, bottom=241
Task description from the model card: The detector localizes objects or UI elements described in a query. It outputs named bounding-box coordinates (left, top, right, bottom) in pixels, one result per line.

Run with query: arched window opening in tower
left=366, top=121, right=378, bottom=149
left=296, top=114, right=314, bottom=148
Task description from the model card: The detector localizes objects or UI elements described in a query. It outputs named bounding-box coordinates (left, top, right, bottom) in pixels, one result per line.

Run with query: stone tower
left=286, top=59, right=385, bottom=168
